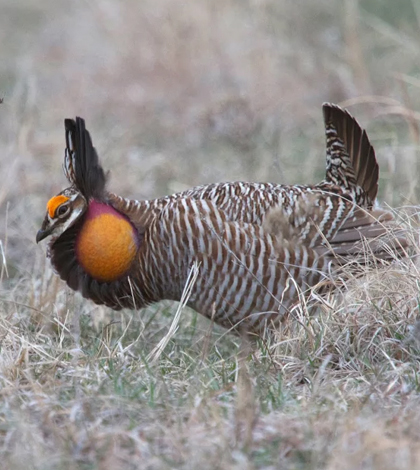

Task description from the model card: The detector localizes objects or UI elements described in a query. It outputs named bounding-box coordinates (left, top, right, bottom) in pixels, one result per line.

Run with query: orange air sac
left=76, top=201, right=139, bottom=282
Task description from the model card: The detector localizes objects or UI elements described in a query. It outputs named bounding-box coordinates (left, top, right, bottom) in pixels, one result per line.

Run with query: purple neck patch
left=86, top=200, right=126, bottom=220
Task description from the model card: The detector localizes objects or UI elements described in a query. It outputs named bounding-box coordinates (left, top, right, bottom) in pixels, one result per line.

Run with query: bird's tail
left=323, top=103, right=379, bottom=208
left=263, top=202, right=408, bottom=266
left=316, top=206, right=408, bottom=265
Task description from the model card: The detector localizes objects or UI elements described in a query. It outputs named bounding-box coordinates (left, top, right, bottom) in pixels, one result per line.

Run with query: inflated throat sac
left=76, top=200, right=139, bottom=282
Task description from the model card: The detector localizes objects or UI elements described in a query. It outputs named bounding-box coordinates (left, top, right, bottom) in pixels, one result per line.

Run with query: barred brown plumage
left=36, top=103, right=406, bottom=333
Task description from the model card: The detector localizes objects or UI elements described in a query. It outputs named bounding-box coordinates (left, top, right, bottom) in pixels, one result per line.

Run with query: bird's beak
left=36, top=229, right=50, bottom=243
left=36, top=220, right=53, bottom=243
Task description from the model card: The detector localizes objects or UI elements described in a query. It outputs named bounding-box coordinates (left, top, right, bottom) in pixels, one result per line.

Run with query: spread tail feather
left=323, top=103, right=379, bottom=207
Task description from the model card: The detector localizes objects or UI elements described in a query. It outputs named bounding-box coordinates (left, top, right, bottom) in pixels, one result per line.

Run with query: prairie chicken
left=36, top=104, right=403, bottom=332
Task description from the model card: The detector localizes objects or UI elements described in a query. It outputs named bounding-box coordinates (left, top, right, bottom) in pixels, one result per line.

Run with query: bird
left=36, top=104, right=404, bottom=333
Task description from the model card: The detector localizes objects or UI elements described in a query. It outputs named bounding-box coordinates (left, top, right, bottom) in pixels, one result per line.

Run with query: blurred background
left=0, top=0, right=419, bottom=283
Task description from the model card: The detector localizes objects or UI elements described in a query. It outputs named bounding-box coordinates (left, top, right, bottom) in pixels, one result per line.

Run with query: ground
left=1, top=0, right=420, bottom=468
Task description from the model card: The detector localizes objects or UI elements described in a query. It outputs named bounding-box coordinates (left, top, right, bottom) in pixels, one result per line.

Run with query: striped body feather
left=109, top=180, right=355, bottom=250
left=49, top=196, right=329, bottom=331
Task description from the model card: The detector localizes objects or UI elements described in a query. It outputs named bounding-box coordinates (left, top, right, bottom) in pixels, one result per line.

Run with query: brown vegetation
left=1, top=0, right=420, bottom=468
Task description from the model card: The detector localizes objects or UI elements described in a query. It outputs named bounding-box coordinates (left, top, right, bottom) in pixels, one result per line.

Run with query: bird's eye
left=56, top=204, right=69, bottom=217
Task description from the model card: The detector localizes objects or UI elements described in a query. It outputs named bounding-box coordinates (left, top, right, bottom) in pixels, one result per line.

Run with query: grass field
left=1, top=0, right=420, bottom=468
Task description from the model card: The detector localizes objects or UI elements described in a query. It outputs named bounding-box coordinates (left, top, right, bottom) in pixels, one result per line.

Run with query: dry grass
left=1, top=0, right=420, bottom=468
left=2, top=236, right=420, bottom=469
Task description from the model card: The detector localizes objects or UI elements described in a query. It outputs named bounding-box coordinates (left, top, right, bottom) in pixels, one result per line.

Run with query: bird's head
left=36, top=187, right=87, bottom=243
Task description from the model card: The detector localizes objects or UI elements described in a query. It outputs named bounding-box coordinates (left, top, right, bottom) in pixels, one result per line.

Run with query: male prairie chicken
left=36, top=104, right=403, bottom=332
